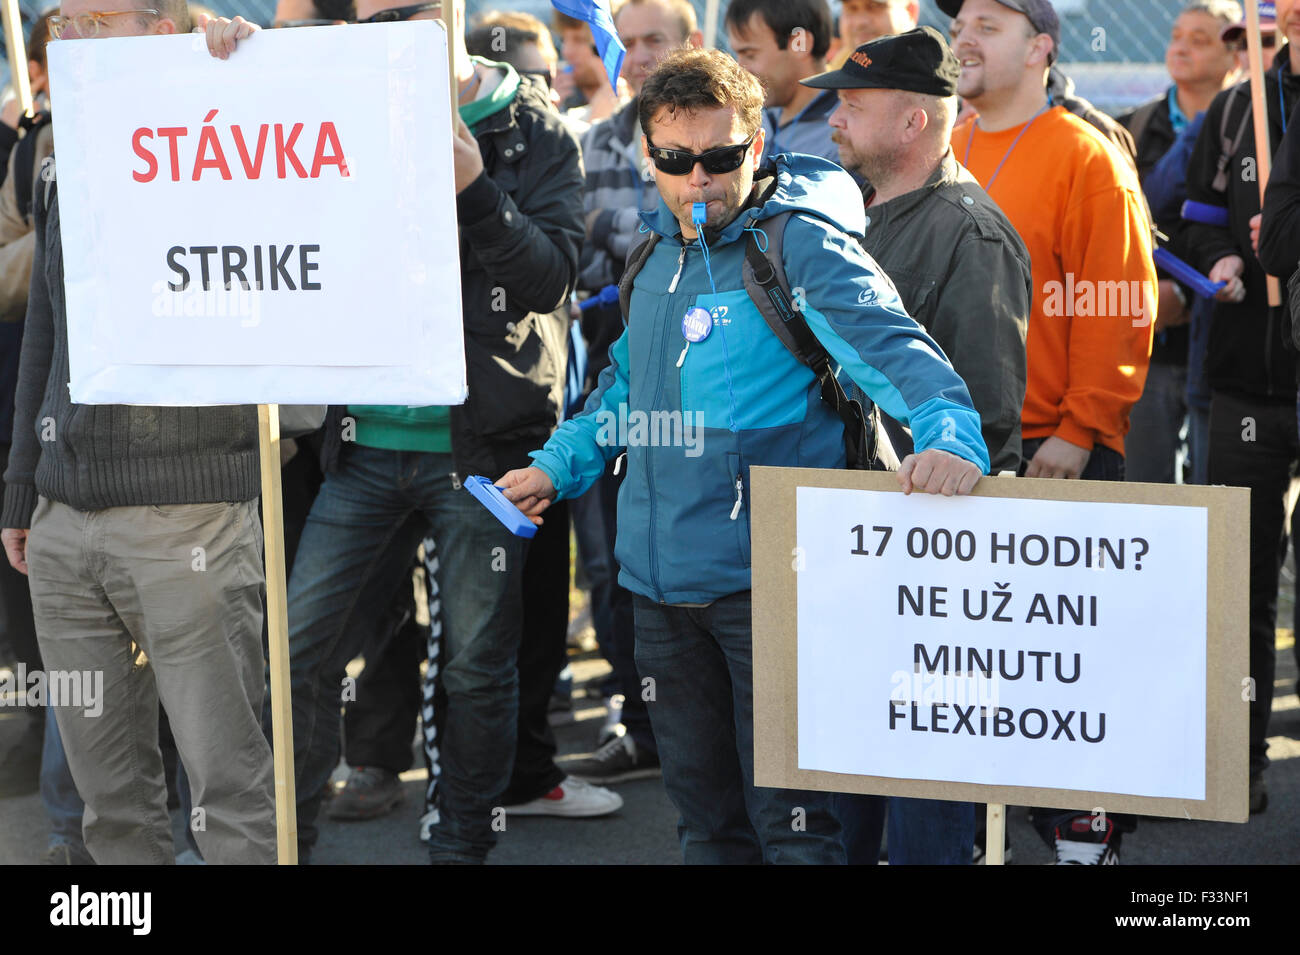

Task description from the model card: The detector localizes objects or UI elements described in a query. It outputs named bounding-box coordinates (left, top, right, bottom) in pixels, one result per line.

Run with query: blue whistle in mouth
left=692, top=202, right=707, bottom=225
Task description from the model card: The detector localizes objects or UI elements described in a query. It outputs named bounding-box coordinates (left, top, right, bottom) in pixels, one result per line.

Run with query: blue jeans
left=833, top=793, right=974, bottom=864
left=280, top=447, right=526, bottom=863
left=41, top=711, right=86, bottom=850
left=632, top=591, right=843, bottom=864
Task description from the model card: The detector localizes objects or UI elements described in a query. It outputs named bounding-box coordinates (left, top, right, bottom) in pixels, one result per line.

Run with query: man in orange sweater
left=941, top=0, right=1157, bottom=863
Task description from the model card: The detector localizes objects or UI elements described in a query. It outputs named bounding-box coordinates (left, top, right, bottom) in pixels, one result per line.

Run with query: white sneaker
left=503, top=776, right=624, bottom=817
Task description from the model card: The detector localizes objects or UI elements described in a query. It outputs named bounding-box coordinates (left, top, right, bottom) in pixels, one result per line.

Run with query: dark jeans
left=571, top=463, right=655, bottom=755
left=1208, top=390, right=1298, bottom=776
left=1021, top=437, right=1136, bottom=846
left=633, top=591, right=843, bottom=864
left=502, top=498, right=569, bottom=803
left=281, top=446, right=526, bottom=863
left=834, top=794, right=974, bottom=864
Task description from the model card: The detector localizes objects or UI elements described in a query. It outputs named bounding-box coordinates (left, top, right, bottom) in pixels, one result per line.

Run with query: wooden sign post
left=0, top=0, right=31, bottom=119
left=1245, top=0, right=1281, bottom=306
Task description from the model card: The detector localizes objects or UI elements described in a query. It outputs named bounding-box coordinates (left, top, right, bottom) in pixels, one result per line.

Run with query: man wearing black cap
left=802, top=25, right=1030, bottom=866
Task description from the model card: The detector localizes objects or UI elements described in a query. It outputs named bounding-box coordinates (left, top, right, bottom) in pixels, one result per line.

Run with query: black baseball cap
left=937, top=0, right=1061, bottom=64
left=801, top=26, right=961, bottom=97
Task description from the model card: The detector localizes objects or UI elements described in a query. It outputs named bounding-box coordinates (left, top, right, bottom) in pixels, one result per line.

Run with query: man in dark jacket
left=1182, top=0, right=1300, bottom=814
left=809, top=26, right=1029, bottom=865
left=212, top=0, right=605, bottom=864
left=1119, top=0, right=1242, bottom=485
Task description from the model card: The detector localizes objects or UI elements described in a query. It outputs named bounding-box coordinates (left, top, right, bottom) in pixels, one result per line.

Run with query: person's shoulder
left=1043, top=107, right=1142, bottom=189
left=936, top=166, right=1027, bottom=250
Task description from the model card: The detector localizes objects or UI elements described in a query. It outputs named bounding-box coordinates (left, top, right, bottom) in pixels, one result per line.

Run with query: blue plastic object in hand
left=463, top=475, right=538, bottom=538
left=1153, top=246, right=1226, bottom=300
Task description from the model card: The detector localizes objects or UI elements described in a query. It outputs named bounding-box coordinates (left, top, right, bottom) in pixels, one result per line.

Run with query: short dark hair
left=724, top=0, right=832, bottom=60
left=638, top=47, right=765, bottom=140
left=468, top=10, right=557, bottom=66
left=28, top=8, right=55, bottom=67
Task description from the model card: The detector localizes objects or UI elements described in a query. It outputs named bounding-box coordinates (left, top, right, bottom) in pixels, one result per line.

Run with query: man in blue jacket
left=500, top=47, right=989, bottom=863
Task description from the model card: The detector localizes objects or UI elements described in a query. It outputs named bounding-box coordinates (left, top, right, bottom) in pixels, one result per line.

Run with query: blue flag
left=550, top=0, right=625, bottom=94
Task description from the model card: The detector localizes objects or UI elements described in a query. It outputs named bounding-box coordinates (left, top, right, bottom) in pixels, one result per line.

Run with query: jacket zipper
left=647, top=246, right=686, bottom=602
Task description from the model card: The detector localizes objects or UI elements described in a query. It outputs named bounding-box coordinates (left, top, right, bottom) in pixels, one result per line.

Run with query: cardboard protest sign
left=752, top=468, right=1250, bottom=823
left=48, top=22, right=464, bottom=405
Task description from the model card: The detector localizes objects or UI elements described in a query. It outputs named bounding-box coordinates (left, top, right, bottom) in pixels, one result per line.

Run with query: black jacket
left=321, top=73, right=584, bottom=478
left=1258, top=93, right=1300, bottom=278
left=1120, top=89, right=1188, bottom=366
left=1185, top=47, right=1300, bottom=402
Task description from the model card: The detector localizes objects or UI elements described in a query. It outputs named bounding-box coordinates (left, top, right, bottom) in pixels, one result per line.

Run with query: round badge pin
left=682, top=306, right=713, bottom=343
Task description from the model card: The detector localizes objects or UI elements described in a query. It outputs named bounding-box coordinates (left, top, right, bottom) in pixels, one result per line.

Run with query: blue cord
left=692, top=204, right=739, bottom=433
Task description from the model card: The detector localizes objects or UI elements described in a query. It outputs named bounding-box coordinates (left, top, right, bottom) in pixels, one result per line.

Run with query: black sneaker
left=325, top=766, right=403, bottom=820
left=1053, top=813, right=1120, bottom=864
left=561, top=733, right=660, bottom=785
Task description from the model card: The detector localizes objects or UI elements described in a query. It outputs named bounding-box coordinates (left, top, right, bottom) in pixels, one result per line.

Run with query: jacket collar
left=861, top=148, right=961, bottom=225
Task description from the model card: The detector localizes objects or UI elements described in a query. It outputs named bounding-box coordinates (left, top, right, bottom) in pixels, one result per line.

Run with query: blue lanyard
left=964, top=104, right=1049, bottom=193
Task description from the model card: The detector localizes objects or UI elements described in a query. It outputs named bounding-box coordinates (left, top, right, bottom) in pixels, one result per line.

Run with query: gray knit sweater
left=0, top=158, right=260, bottom=529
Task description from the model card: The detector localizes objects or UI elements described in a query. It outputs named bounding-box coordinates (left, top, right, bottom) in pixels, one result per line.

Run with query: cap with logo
left=1222, top=1, right=1277, bottom=43
left=801, top=25, right=961, bottom=96
left=936, top=0, right=1061, bottom=65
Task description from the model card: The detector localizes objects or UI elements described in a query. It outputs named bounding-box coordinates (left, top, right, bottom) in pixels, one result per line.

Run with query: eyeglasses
left=645, top=133, right=757, bottom=176
left=361, top=2, right=440, bottom=23
left=48, top=8, right=158, bottom=38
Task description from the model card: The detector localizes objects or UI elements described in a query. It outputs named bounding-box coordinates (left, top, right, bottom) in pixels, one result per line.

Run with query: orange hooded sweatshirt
left=951, top=106, right=1155, bottom=456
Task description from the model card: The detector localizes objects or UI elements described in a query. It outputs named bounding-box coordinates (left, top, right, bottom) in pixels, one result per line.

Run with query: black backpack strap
left=741, top=212, right=887, bottom=470
left=15, top=112, right=51, bottom=224
left=617, top=231, right=659, bottom=324
left=1214, top=84, right=1253, bottom=193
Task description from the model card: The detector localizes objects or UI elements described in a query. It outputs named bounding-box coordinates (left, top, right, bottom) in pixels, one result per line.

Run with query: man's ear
left=642, top=134, right=650, bottom=158
left=688, top=30, right=703, bottom=49
left=751, top=125, right=765, bottom=168
left=155, top=17, right=178, bottom=34
left=1026, top=33, right=1053, bottom=68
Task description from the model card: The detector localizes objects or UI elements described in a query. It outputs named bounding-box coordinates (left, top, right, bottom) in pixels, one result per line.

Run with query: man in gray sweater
left=0, top=0, right=275, bottom=864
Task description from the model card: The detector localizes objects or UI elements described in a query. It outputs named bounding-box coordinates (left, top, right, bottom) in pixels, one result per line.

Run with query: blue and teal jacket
left=531, top=153, right=989, bottom=605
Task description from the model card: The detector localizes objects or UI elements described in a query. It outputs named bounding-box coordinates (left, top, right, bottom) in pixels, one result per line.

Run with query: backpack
left=617, top=180, right=899, bottom=471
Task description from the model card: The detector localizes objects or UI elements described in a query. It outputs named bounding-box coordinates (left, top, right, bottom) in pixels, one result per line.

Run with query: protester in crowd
left=554, top=11, right=626, bottom=124
left=1119, top=0, right=1243, bottom=485
left=827, top=0, right=918, bottom=68
left=558, top=0, right=701, bottom=787
left=1, top=0, right=276, bottom=865
left=726, top=0, right=842, bottom=166
left=206, top=0, right=620, bottom=863
left=467, top=11, right=561, bottom=106
left=499, top=47, right=991, bottom=864
left=1183, top=0, right=1300, bottom=817
left=805, top=26, right=1030, bottom=865
left=943, top=0, right=1156, bottom=863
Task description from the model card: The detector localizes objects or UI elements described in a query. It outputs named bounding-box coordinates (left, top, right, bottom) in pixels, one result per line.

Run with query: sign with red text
left=49, top=22, right=464, bottom=405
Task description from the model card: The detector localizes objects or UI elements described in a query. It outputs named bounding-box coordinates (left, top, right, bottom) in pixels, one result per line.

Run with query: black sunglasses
left=646, top=133, right=757, bottom=176
left=362, top=2, right=439, bottom=23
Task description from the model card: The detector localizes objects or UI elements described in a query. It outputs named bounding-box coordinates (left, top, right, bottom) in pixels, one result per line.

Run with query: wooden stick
left=985, top=803, right=1006, bottom=865
left=259, top=403, right=297, bottom=865
left=0, top=0, right=32, bottom=118
left=440, top=0, right=459, bottom=122
left=1245, top=0, right=1281, bottom=306
left=704, top=0, right=719, bottom=48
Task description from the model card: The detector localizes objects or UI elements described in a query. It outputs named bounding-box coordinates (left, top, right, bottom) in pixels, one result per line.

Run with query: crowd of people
left=0, top=0, right=1297, bottom=866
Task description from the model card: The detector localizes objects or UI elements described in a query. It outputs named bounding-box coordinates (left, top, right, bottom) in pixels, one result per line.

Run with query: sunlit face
left=838, top=0, right=917, bottom=49
left=727, top=14, right=807, bottom=110
left=561, top=25, right=603, bottom=90
left=949, top=0, right=1044, bottom=106
left=1165, top=10, right=1237, bottom=87
left=616, top=0, right=684, bottom=94
left=643, top=105, right=765, bottom=238
left=827, top=87, right=906, bottom=182
left=1278, top=0, right=1300, bottom=49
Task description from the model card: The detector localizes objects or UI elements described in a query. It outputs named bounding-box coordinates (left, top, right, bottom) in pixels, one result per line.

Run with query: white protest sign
left=49, top=23, right=464, bottom=405
left=795, top=486, right=1208, bottom=801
